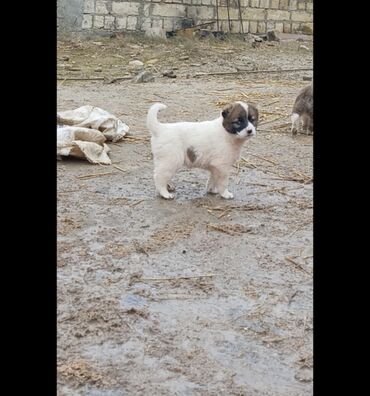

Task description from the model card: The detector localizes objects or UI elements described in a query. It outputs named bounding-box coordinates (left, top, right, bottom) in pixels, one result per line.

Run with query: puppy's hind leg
left=206, top=170, right=218, bottom=194
left=154, top=167, right=177, bottom=199
left=291, top=113, right=300, bottom=135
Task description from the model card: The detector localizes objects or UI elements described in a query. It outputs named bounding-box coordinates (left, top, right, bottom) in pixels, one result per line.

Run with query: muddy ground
left=57, top=33, right=313, bottom=395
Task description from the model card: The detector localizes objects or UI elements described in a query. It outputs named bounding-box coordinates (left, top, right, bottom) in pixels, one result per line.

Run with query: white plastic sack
left=57, top=126, right=111, bottom=165
left=57, top=105, right=129, bottom=143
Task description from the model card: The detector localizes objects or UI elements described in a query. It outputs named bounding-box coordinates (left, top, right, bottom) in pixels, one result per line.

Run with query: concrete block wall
left=58, top=0, right=313, bottom=35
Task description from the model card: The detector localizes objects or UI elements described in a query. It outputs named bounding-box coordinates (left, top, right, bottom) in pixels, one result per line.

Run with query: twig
left=288, top=290, right=299, bottom=305
left=153, top=295, right=210, bottom=300
left=240, top=156, right=258, bottom=168
left=285, top=256, right=311, bottom=274
left=142, top=274, right=217, bottom=281
left=288, top=220, right=312, bottom=237
left=76, top=171, right=116, bottom=179
left=57, top=77, right=105, bottom=81
left=217, top=209, right=231, bottom=219
left=237, top=0, right=244, bottom=34
left=58, top=189, right=80, bottom=194
left=215, top=0, right=219, bottom=31
left=293, top=169, right=312, bottom=181
left=112, top=165, right=126, bottom=173
left=226, top=0, right=232, bottom=31
left=265, top=99, right=280, bottom=107
left=203, top=204, right=271, bottom=212
left=259, top=116, right=285, bottom=127
left=175, top=21, right=215, bottom=31
left=194, top=68, right=313, bottom=78
left=207, top=223, right=252, bottom=236
left=264, top=169, right=313, bottom=184
left=248, top=153, right=278, bottom=165
left=245, top=182, right=268, bottom=187
left=129, top=199, right=146, bottom=207
left=247, top=187, right=286, bottom=195
left=124, top=135, right=149, bottom=141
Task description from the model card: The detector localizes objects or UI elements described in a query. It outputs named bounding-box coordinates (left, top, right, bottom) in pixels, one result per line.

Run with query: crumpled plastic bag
left=57, top=106, right=130, bottom=165
left=57, top=125, right=111, bottom=165
left=57, top=105, right=129, bottom=143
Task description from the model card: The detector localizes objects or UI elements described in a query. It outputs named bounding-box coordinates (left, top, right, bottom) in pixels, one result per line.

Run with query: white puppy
left=147, top=101, right=259, bottom=199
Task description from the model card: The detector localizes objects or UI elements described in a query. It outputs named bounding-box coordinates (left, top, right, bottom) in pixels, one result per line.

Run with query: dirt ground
left=57, top=33, right=313, bottom=396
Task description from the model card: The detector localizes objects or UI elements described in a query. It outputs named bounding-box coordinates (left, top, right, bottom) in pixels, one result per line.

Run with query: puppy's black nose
left=247, top=129, right=253, bottom=134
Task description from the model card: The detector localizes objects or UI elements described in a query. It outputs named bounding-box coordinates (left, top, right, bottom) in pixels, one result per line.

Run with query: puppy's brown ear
left=222, top=103, right=234, bottom=118
left=248, top=103, right=259, bottom=127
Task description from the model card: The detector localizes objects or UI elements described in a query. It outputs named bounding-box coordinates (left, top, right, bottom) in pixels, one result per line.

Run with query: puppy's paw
left=220, top=190, right=234, bottom=199
left=207, top=186, right=218, bottom=194
left=160, top=192, right=175, bottom=200
left=167, top=183, right=176, bottom=192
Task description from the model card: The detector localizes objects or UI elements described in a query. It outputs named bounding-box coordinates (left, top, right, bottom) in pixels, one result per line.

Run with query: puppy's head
left=221, top=101, right=259, bottom=139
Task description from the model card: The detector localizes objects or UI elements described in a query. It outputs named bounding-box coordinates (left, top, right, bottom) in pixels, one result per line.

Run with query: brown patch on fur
left=222, top=103, right=247, bottom=134
left=187, top=146, right=197, bottom=163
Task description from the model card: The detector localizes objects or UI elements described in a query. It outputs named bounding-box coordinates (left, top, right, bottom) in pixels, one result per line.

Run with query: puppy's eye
left=238, top=117, right=245, bottom=123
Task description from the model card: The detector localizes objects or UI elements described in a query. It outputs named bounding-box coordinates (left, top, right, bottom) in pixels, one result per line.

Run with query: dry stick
left=265, top=99, right=280, bottom=107
left=226, top=0, right=232, bottom=32
left=124, top=136, right=149, bottom=141
left=288, top=290, right=299, bottom=305
left=129, top=199, right=146, bottom=207
left=57, top=77, right=105, bottom=81
left=154, top=295, right=210, bottom=300
left=288, top=220, right=312, bottom=237
left=247, top=187, right=286, bottom=196
left=217, top=209, right=231, bottom=219
left=294, top=169, right=311, bottom=181
left=215, top=0, right=219, bottom=31
left=246, top=182, right=268, bottom=187
left=112, top=165, right=126, bottom=173
left=56, top=76, right=132, bottom=82
left=259, top=116, right=286, bottom=127
left=194, top=68, right=313, bottom=77
left=248, top=153, right=278, bottom=165
left=76, top=171, right=116, bottom=179
left=142, top=274, right=217, bottom=281
left=237, top=0, right=244, bottom=34
left=285, top=256, right=311, bottom=274
left=240, top=156, right=258, bottom=168
left=58, top=189, right=80, bottom=194
left=175, top=21, right=215, bottom=31
left=207, top=224, right=244, bottom=236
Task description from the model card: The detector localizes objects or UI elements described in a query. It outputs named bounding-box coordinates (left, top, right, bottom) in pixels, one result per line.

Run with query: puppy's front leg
left=291, top=113, right=300, bottom=135
left=213, top=168, right=233, bottom=199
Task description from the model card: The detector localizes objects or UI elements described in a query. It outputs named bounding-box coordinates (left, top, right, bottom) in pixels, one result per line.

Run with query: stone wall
left=57, top=0, right=313, bottom=35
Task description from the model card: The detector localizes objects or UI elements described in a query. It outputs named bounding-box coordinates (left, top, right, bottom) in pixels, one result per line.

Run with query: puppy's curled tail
left=147, top=103, right=167, bottom=136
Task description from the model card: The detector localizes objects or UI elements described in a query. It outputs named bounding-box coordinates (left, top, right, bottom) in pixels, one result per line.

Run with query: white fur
left=147, top=102, right=256, bottom=200
left=291, top=112, right=300, bottom=134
